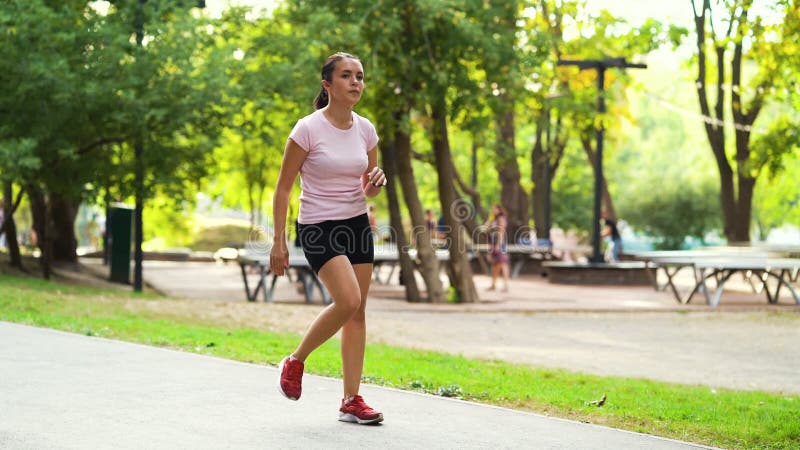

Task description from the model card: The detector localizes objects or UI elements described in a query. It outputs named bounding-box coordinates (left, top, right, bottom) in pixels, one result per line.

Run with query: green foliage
left=203, top=6, right=315, bottom=225
left=188, top=222, right=251, bottom=252
left=446, top=286, right=460, bottom=303
left=551, top=144, right=593, bottom=232
left=620, top=177, right=721, bottom=250
left=754, top=157, right=800, bottom=238
left=141, top=199, right=194, bottom=250
left=2, top=0, right=797, bottom=255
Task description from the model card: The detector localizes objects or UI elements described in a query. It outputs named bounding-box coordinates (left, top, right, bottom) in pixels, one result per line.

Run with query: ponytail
left=313, top=87, right=329, bottom=110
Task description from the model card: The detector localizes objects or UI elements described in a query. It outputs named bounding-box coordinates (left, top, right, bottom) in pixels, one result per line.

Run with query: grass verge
left=1, top=273, right=798, bottom=449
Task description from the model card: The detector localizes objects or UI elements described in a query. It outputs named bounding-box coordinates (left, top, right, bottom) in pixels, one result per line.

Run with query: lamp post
left=132, top=0, right=205, bottom=292
left=556, top=57, right=646, bottom=263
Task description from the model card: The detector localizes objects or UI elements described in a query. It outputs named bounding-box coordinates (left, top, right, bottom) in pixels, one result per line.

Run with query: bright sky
left=586, top=0, right=692, bottom=27
left=205, top=1, right=693, bottom=25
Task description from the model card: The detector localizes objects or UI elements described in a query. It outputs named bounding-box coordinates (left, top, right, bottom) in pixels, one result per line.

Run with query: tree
left=475, top=1, right=532, bottom=240
left=690, top=0, right=800, bottom=242
left=525, top=1, right=684, bottom=244
left=0, top=1, right=232, bottom=277
left=205, top=8, right=314, bottom=231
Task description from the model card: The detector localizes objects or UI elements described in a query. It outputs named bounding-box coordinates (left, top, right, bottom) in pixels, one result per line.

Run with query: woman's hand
left=368, top=166, right=386, bottom=187
left=364, top=166, right=386, bottom=197
left=269, top=241, right=289, bottom=276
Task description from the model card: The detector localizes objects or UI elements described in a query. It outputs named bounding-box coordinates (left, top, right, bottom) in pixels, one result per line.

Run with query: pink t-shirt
left=289, top=109, right=379, bottom=224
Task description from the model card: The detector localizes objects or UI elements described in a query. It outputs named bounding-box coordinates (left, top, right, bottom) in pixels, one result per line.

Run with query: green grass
left=1, top=273, right=798, bottom=449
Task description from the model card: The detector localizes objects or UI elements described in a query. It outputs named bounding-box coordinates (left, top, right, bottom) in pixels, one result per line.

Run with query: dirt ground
left=8, top=257, right=800, bottom=395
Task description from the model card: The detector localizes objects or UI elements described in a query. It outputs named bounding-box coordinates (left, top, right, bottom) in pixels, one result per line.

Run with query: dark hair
left=313, top=52, right=359, bottom=110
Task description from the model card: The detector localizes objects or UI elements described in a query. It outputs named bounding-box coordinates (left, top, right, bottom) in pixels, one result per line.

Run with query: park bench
left=237, top=249, right=331, bottom=305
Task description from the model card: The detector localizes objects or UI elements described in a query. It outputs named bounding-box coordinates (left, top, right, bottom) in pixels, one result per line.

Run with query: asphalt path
left=0, top=322, right=710, bottom=450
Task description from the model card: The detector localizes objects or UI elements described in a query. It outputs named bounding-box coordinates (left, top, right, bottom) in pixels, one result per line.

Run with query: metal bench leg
left=764, top=270, right=800, bottom=305
left=311, top=272, right=331, bottom=304
left=265, top=275, right=278, bottom=302
left=742, top=270, right=763, bottom=294
left=240, top=264, right=257, bottom=302
left=682, top=267, right=706, bottom=304
left=296, top=270, right=314, bottom=303
left=645, top=264, right=659, bottom=291
left=511, top=257, right=524, bottom=279
left=710, top=270, right=734, bottom=307
left=781, top=271, right=800, bottom=305
left=385, top=263, right=397, bottom=284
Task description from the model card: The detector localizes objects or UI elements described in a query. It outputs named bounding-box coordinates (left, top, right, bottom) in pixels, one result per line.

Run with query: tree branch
left=451, top=159, right=487, bottom=222
left=0, top=186, right=25, bottom=237
left=77, top=137, right=126, bottom=156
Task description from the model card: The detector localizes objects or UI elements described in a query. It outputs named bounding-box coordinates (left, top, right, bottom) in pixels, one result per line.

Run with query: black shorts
left=297, top=213, right=375, bottom=274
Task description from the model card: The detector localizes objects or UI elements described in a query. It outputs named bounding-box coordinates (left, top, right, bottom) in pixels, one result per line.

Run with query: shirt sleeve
left=288, top=117, right=311, bottom=152
left=364, top=119, right=379, bottom=152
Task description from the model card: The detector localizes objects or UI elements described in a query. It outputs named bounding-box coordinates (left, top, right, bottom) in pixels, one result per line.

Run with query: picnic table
left=371, top=246, right=452, bottom=284
left=630, top=249, right=800, bottom=307
left=237, top=249, right=331, bottom=305
left=471, top=243, right=552, bottom=278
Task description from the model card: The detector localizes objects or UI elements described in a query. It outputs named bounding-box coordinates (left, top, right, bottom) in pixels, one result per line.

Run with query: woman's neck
left=323, top=102, right=353, bottom=129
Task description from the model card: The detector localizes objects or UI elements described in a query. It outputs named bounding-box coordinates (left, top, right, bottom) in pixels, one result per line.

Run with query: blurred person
left=367, top=204, right=379, bottom=240
left=485, top=203, right=510, bottom=292
left=601, top=212, right=623, bottom=262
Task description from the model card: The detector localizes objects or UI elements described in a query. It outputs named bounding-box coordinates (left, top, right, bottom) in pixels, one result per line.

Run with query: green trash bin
left=108, top=205, right=133, bottom=284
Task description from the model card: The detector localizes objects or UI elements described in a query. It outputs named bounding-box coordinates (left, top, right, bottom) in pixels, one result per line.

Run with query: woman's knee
left=337, top=294, right=362, bottom=317
left=349, top=306, right=366, bottom=324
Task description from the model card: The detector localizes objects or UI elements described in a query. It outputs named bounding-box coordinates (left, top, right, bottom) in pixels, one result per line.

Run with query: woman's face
left=323, top=58, right=364, bottom=106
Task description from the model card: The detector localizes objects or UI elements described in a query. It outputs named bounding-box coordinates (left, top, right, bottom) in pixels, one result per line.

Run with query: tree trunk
left=495, top=106, right=529, bottom=241
left=452, top=161, right=489, bottom=239
left=394, top=112, right=444, bottom=302
left=432, top=100, right=478, bottom=303
left=729, top=14, right=763, bottom=243
left=380, top=119, right=422, bottom=302
left=580, top=135, right=616, bottom=219
left=692, top=1, right=761, bottom=243
left=2, top=181, right=23, bottom=268
left=27, top=184, right=51, bottom=279
left=49, top=192, right=80, bottom=263
left=735, top=174, right=755, bottom=242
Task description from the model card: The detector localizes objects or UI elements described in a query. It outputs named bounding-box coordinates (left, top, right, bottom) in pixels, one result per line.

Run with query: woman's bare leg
left=341, top=263, right=372, bottom=398
left=489, top=262, right=499, bottom=290
left=292, top=256, right=361, bottom=362
left=501, top=261, right=510, bottom=291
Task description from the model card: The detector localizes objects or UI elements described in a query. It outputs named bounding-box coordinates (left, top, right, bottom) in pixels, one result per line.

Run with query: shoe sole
left=338, top=412, right=384, bottom=425
left=277, top=357, right=299, bottom=401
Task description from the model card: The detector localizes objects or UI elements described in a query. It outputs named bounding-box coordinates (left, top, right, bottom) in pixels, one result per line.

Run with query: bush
left=189, top=224, right=252, bottom=252
left=619, top=178, right=721, bottom=249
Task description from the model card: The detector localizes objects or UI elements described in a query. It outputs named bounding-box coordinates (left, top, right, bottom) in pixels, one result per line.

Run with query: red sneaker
left=277, top=356, right=304, bottom=400
left=339, top=395, right=383, bottom=424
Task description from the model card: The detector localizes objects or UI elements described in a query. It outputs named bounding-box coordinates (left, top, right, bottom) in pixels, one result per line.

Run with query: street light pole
left=544, top=102, right=551, bottom=239
left=133, top=0, right=145, bottom=292
left=556, top=57, right=646, bottom=263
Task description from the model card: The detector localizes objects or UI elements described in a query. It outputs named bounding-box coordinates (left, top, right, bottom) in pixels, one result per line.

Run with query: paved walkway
left=0, top=322, right=709, bottom=449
